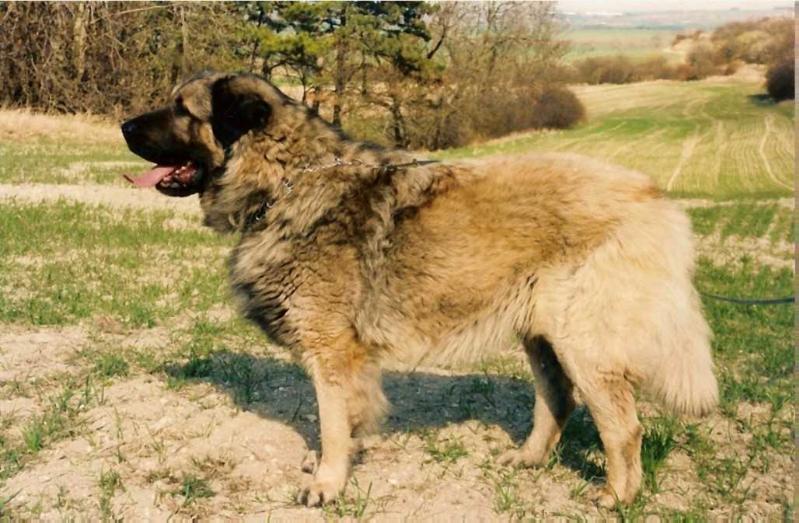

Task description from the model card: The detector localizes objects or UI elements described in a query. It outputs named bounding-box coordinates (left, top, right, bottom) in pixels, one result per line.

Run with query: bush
left=684, top=43, right=720, bottom=80
left=766, top=60, right=794, bottom=101
left=531, top=86, right=585, bottom=129
left=635, top=56, right=679, bottom=81
left=574, top=55, right=636, bottom=85
left=401, top=84, right=584, bottom=150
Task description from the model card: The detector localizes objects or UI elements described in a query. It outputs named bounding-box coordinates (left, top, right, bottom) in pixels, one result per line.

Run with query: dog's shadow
left=165, top=350, right=604, bottom=481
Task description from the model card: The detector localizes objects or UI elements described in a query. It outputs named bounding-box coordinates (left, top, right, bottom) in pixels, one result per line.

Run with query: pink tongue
left=123, top=165, right=177, bottom=187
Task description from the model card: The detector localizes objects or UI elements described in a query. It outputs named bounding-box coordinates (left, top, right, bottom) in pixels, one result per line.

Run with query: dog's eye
left=174, top=97, right=189, bottom=117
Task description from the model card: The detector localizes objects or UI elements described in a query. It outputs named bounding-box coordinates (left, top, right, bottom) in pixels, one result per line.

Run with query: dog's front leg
left=296, top=326, right=367, bottom=506
left=299, top=368, right=353, bottom=506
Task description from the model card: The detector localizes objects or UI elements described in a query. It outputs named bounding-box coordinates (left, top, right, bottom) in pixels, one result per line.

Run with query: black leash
left=700, top=291, right=795, bottom=305
left=380, top=159, right=440, bottom=170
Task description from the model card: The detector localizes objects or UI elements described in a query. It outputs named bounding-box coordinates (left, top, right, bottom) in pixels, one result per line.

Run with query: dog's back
left=359, top=152, right=716, bottom=416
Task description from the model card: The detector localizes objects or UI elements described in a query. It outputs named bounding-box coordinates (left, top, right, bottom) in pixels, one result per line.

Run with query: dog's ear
left=210, top=76, right=272, bottom=148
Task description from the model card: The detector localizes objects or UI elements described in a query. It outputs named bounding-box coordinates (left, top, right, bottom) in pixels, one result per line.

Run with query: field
left=564, top=28, right=680, bottom=61
left=0, top=72, right=793, bottom=519
left=435, top=71, right=794, bottom=199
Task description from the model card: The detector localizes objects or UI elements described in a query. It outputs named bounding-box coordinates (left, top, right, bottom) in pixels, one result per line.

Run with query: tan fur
left=126, top=73, right=719, bottom=507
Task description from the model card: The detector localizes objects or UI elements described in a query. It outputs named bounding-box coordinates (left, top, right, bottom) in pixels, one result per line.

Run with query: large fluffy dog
left=121, top=72, right=718, bottom=508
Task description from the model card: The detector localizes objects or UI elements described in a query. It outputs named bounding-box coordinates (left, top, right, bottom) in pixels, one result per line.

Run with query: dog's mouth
left=123, top=161, right=202, bottom=197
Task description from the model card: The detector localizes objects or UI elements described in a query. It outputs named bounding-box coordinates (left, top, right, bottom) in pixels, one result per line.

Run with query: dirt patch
left=677, top=198, right=794, bottom=209
left=0, top=183, right=201, bottom=215
left=2, top=362, right=791, bottom=519
left=0, top=325, right=87, bottom=383
left=696, top=232, right=792, bottom=270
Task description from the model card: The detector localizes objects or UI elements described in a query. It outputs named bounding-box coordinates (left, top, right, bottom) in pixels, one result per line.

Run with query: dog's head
left=121, top=72, right=287, bottom=198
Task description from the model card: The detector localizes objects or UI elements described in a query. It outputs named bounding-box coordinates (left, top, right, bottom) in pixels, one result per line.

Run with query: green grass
left=698, top=258, right=793, bottom=415
left=1, top=377, right=102, bottom=482
left=0, top=201, right=233, bottom=326
left=423, top=432, right=469, bottom=464
left=98, top=468, right=122, bottom=520
left=176, top=474, right=214, bottom=505
left=93, top=353, right=130, bottom=379
left=434, top=80, right=794, bottom=198
left=0, top=139, right=145, bottom=186
left=323, top=478, right=378, bottom=519
left=689, top=204, right=791, bottom=242
left=640, top=416, right=680, bottom=492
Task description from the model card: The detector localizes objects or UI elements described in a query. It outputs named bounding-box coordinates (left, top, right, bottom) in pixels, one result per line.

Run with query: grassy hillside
left=435, top=75, right=794, bottom=198
left=0, top=74, right=793, bottom=199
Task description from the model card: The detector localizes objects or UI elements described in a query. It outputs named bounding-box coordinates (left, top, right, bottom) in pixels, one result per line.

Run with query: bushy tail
left=646, top=295, right=719, bottom=417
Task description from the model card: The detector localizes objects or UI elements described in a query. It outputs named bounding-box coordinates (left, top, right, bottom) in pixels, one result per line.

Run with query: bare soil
left=0, top=322, right=791, bottom=520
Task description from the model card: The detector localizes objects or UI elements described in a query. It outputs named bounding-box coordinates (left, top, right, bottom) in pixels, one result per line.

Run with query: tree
left=243, top=1, right=436, bottom=129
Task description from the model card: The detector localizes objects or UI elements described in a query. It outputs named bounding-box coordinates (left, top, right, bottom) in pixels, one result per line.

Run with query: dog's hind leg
left=579, top=371, right=642, bottom=508
left=499, top=335, right=575, bottom=468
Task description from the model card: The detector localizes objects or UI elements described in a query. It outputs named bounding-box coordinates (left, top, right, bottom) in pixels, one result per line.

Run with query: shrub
left=766, top=60, right=794, bottom=101
left=574, top=55, right=636, bottom=85
left=531, top=86, right=585, bottom=129
left=684, top=43, right=719, bottom=80
left=635, top=56, right=679, bottom=81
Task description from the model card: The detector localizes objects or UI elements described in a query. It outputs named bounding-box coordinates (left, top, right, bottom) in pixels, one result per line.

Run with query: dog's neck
left=207, top=105, right=457, bottom=237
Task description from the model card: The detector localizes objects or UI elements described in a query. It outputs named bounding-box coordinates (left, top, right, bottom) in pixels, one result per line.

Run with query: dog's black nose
left=121, top=120, right=137, bottom=137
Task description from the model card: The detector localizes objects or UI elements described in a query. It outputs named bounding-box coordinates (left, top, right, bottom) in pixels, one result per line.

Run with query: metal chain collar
left=244, top=157, right=438, bottom=230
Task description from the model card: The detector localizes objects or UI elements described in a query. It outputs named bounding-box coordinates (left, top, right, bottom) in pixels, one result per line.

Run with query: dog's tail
left=614, top=198, right=719, bottom=418
left=645, top=311, right=719, bottom=417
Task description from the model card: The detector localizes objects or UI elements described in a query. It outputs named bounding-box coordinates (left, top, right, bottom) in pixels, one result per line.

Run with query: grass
left=435, top=79, right=793, bottom=198
left=322, top=478, right=379, bottom=519
left=98, top=468, right=122, bottom=520
left=0, top=140, right=145, bottom=186
left=490, top=468, right=524, bottom=516
left=0, top=201, right=232, bottom=326
left=1, top=376, right=103, bottom=483
left=640, top=416, right=680, bottom=492
left=423, top=432, right=469, bottom=464
left=0, top=108, right=144, bottom=186
left=689, top=203, right=791, bottom=242
left=176, top=473, right=214, bottom=505
left=93, top=353, right=130, bottom=378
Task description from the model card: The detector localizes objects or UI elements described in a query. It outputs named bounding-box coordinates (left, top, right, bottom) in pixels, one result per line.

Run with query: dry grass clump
left=0, top=108, right=122, bottom=144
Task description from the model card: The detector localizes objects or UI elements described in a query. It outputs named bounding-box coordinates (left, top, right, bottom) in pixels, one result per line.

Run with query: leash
left=299, top=157, right=439, bottom=174
left=699, top=291, right=795, bottom=305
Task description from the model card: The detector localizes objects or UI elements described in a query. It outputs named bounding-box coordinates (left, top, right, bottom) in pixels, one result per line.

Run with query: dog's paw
left=297, top=465, right=347, bottom=507
left=497, top=448, right=546, bottom=468
left=297, top=478, right=344, bottom=507
left=590, top=486, right=619, bottom=509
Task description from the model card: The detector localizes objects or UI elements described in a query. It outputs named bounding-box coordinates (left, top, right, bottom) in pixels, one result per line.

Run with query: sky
left=557, top=0, right=793, bottom=13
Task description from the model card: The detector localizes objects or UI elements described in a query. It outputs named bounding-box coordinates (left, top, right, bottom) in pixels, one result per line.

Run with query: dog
left=121, top=71, right=718, bottom=508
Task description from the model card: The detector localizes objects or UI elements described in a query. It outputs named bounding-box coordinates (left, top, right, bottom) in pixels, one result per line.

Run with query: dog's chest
left=228, top=229, right=363, bottom=349
left=227, top=233, right=300, bottom=346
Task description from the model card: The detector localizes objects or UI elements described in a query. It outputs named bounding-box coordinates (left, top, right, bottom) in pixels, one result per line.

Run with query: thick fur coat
left=121, top=72, right=718, bottom=508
